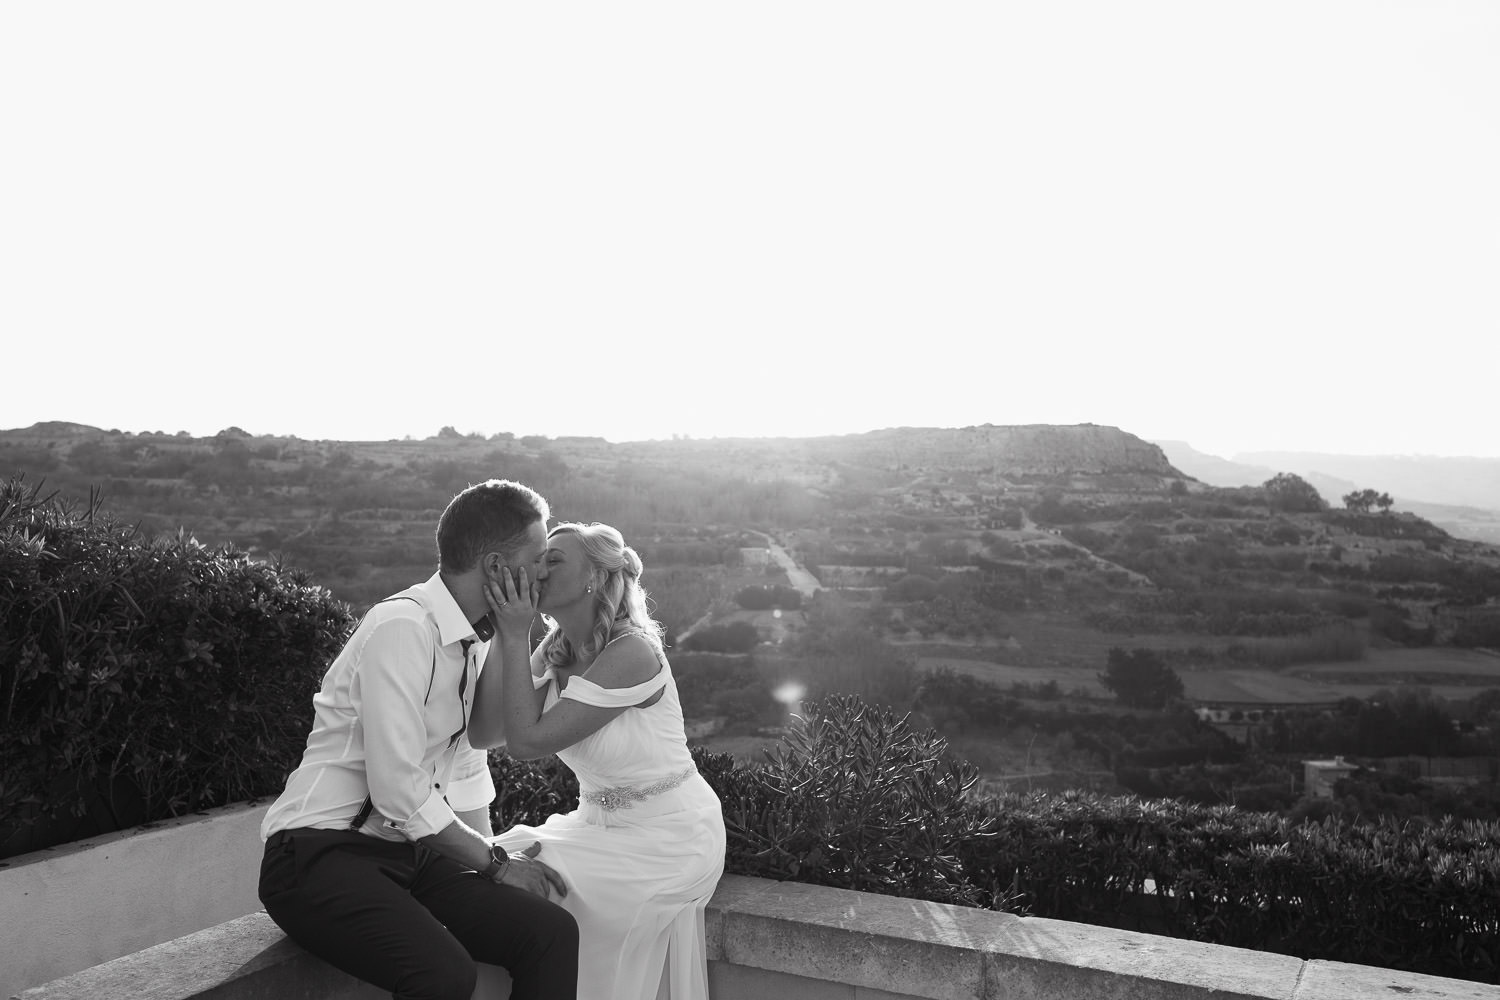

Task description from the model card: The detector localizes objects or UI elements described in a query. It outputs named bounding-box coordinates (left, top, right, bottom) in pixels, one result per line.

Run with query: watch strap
left=481, top=845, right=510, bottom=881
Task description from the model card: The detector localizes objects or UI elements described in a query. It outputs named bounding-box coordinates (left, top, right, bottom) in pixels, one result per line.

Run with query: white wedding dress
left=493, top=650, right=725, bottom=1000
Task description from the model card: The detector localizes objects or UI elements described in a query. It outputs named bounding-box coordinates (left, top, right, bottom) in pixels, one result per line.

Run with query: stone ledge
left=707, top=876, right=1303, bottom=1000
left=13, top=911, right=363, bottom=1000
left=17, top=875, right=1500, bottom=1000
left=1295, top=961, right=1500, bottom=1000
left=704, top=876, right=1499, bottom=1000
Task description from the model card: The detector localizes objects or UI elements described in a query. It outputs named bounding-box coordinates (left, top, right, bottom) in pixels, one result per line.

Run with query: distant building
left=1303, top=757, right=1359, bottom=799
left=740, top=547, right=771, bottom=568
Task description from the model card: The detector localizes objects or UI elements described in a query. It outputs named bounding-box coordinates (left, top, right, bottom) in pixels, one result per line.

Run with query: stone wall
left=18, top=876, right=1500, bottom=1000
left=8, top=801, right=1500, bottom=1000
left=1, top=801, right=269, bottom=998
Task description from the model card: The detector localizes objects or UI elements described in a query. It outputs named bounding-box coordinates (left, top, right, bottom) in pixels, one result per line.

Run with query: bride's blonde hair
left=538, top=521, right=664, bottom=668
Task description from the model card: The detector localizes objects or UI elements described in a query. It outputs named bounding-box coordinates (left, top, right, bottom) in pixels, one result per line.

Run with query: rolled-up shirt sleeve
left=350, top=617, right=457, bottom=841
left=445, top=742, right=496, bottom=814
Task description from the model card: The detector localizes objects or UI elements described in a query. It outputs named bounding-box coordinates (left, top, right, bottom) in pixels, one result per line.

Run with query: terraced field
left=918, top=646, right=1500, bottom=704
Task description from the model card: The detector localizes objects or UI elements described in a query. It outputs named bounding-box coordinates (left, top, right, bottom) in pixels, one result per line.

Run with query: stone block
left=710, top=960, right=855, bottom=1000
left=982, top=915, right=1303, bottom=1000
left=705, top=874, right=778, bottom=961
left=1293, top=960, right=1500, bottom=999
left=13, top=911, right=363, bottom=1000
left=716, top=878, right=1003, bottom=1000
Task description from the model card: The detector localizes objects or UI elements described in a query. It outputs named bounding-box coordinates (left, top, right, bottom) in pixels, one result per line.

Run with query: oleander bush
left=488, top=753, right=580, bottom=827
left=715, top=695, right=997, bottom=906
left=963, top=789, right=1500, bottom=983
left=0, top=477, right=354, bottom=857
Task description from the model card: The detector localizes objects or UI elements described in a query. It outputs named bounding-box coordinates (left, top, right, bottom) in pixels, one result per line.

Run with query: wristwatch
left=481, top=844, right=510, bottom=882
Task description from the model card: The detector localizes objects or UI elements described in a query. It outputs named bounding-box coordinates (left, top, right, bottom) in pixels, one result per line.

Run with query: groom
left=257, top=479, right=578, bottom=1000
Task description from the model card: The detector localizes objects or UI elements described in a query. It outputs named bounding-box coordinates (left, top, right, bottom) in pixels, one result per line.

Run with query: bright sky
left=3, top=2, right=1496, bottom=459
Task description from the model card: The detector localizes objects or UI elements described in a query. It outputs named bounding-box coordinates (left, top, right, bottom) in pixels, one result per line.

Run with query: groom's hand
left=498, top=841, right=567, bottom=899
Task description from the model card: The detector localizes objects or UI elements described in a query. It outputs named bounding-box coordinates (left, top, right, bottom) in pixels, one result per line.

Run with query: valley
left=7, top=419, right=1500, bottom=820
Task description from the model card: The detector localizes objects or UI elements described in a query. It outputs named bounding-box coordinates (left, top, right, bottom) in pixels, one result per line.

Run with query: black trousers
left=259, top=828, right=578, bottom=1000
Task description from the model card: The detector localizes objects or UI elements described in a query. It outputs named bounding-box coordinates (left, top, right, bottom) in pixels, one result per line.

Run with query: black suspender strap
left=348, top=796, right=375, bottom=832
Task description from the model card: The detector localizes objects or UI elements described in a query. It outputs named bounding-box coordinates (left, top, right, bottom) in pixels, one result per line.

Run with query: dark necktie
left=448, top=639, right=473, bottom=749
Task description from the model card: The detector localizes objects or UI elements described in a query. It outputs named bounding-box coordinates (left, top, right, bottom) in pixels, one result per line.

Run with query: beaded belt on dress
left=580, top=764, right=697, bottom=812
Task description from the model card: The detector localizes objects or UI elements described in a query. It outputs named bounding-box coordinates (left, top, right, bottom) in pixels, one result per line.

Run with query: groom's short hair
left=437, top=479, right=550, bottom=572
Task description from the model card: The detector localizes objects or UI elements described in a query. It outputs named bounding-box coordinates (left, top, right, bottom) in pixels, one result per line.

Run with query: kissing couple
left=257, top=479, right=727, bottom=999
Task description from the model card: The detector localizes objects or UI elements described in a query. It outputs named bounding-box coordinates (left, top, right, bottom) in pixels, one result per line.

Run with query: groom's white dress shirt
left=260, top=572, right=495, bottom=843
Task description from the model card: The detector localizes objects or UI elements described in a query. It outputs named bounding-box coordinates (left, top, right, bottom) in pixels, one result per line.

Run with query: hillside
left=1156, top=440, right=1500, bottom=545
left=10, top=417, right=1500, bottom=830
left=5, top=420, right=1500, bottom=680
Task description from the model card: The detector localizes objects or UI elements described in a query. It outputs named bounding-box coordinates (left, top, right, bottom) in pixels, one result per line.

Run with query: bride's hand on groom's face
left=485, top=567, right=537, bottom=634
left=499, top=840, right=567, bottom=899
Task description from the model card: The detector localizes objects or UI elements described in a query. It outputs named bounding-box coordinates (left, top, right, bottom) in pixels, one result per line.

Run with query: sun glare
left=772, top=681, right=807, bottom=708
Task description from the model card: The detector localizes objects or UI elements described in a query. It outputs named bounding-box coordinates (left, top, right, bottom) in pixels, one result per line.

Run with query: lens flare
left=772, top=681, right=806, bottom=706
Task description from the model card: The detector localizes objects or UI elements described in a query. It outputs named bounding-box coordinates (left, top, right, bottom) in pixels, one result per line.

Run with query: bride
left=469, top=521, right=726, bottom=1000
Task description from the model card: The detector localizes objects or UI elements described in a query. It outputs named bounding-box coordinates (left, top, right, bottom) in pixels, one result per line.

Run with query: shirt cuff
left=446, top=759, right=497, bottom=813
left=389, top=786, right=458, bottom=841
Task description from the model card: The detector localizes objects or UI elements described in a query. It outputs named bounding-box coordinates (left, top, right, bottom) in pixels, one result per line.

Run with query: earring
left=586, top=583, right=594, bottom=594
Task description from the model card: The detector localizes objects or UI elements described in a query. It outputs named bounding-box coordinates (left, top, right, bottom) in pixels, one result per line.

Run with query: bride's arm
left=483, top=581, right=659, bottom=761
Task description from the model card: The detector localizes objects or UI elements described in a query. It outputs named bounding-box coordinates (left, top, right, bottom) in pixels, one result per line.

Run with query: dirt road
left=746, top=530, right=822, bottom=597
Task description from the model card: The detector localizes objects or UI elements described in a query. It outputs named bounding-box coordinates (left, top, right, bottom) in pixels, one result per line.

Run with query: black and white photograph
left=3, top=3, right=1498, bottom=999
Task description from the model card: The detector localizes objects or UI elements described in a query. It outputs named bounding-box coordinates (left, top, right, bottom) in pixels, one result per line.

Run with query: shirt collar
left=411, top=571, right=481, bottom=648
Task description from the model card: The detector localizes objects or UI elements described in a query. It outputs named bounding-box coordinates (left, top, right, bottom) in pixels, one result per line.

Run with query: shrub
left=672, top=652, right=777, bottom=726
left=681, top=620, right=760, bottom=653
left=715, top=695, right=997, bottom=906
left=733, top=584, right=803, bottom=610
left=0, top=478, right=355, bottom=858
left=963, top=791, right=1500, bottom=982
left=1262, top=473, right=1326, bottom=513
left=488, top=753, right=579, bottom=828
left=1451, top=612, right=1500, bottom=649
left=885, top=573, right=938, bottom=603
left=1099, top=647, right=1184, bottom=709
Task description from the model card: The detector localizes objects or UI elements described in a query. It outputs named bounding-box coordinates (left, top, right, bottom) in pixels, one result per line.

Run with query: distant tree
left=993, top=506, right=1023, bottom=529
left=887, top=574, right=938, bottom=602
left=1471, top=688, right=1500, bottom=725
left=682, top=620, right=760, bottom=653
left=1099, top=647, right=1184, bottom=709
left=733, top=584, right=802, bottom=610
left=1031, top=489, right=1088, bottom=525
left=437, top=426, right=461, bottom=439
left=1263, top=473, right=1326, bottom=513
left=1342, top=488, right=1379, bottom=514
left=1341, top=487, right=1393, bottom=514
